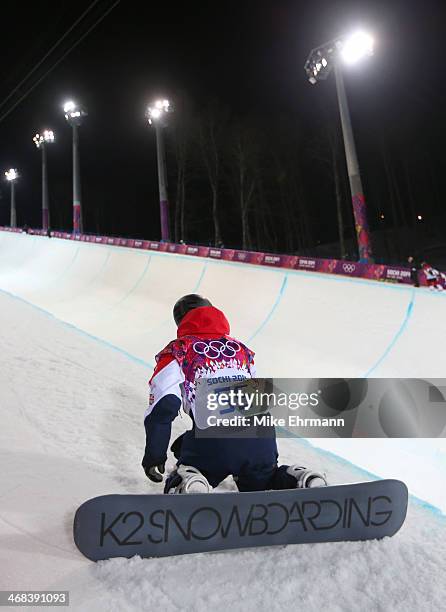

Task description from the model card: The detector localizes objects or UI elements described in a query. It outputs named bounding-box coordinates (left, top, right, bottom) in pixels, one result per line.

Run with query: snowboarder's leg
left=236, top=463, right=327, bottom=491
left=172, top=430, right=235, bottom=488
left=170, top=432, right=186, bottom=460
left=235, top=463, right=278, bottom=492
left=164, top=465, right=212, bottom=494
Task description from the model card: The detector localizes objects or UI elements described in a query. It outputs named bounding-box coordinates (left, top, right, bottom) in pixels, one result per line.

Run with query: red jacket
left=149, top=306, right=255, bottom=407
left=151, top=306, right=233, bottom=380
left=142, top=306, right=255, bottom=467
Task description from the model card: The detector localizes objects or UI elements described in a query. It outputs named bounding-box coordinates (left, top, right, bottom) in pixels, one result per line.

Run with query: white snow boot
left=287, top=465, right=328, bottom=488
left=165, top=465, right=211, bottom=494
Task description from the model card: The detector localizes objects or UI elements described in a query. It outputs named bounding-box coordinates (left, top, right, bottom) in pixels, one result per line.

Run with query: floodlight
left=64, top=100, right=87, bottom=125
left=5, top=168, right=18, bottom=181
left=33, top=130, right=55, bottom=148
left=304, top=30, right=374, bottom=83
left=64, top=100, right=76, bottom=113
left=147, top=99, right=171, bottom=125
left=340, top=31, right=374, bottom=65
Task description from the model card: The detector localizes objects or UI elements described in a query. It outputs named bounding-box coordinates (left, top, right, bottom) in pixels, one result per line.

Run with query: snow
left=0, top=231, right=445, bottom=611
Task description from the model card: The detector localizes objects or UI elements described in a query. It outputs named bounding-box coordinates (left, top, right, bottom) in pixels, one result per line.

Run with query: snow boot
left=164, top=465, right=211, bottom=494
left=286, top=465, right=328, bottom=488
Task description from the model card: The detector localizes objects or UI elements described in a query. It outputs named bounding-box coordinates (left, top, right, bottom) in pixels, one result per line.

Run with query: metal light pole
left=305, top=31, right=374, bottom=262
left=147, top=99, right=172, bottom=242
left=5, top=168, right=18, bottom=227
left=72, top=123, right=81, bottom=232
left=333, top=64, right=371, bottom=262
left=64, top=100, right=87, bottom=234
left=33, top=130, right=55, bottom=230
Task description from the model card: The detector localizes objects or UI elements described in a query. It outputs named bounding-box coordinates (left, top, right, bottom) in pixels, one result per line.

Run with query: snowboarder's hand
left=144, top=463, right=165, bottom=483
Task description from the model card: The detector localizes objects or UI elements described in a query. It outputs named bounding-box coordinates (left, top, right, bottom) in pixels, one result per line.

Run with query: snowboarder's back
left=142, top=294, right=327, bottom=493
left=148, top=298, right=255, bottom=422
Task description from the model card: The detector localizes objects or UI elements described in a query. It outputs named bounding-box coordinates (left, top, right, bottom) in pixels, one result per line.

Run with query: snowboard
left=73, top=479, right=408, bottom=561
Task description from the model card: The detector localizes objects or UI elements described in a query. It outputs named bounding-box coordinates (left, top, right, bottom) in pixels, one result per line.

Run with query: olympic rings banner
left=0, top=226, right=433, bottom=287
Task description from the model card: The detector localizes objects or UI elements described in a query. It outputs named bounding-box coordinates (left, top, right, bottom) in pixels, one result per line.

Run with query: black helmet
left=173, top=294, right=212, bottom=326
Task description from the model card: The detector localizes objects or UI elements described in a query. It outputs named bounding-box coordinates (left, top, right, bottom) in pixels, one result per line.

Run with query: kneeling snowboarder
left=142, top=294, right=327, bottom=493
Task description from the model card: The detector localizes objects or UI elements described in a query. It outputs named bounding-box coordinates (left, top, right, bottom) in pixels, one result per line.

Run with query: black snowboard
left=73, top=479, right=408, bottom=561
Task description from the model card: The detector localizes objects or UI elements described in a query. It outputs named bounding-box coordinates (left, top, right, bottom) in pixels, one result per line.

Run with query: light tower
left=4, top=168, right=19, bottom=228
left=304, top=31, right=374, bottom=262
left=64, top=100, right=87, bottom=233
left=33, top=130, right=55, bottom=230
left=146, top=99, right=172, bottom=242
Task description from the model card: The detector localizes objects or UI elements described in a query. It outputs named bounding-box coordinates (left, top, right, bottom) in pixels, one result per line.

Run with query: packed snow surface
left=0, top=232, right=445, bottom=611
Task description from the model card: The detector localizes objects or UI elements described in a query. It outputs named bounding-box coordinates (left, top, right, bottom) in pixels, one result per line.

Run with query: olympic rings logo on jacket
left=192, top=339, right=241, bottom=359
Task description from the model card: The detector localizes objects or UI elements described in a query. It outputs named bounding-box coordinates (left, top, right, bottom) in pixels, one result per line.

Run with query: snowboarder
left=421, top=261, right=444, bottom=291
left=142, top=294, right=327, bottom=494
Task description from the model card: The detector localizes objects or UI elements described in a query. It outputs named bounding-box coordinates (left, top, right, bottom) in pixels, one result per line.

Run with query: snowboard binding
left=164, top=465, right=211, bottom=494
left=287, top=465, right=328, bottom=488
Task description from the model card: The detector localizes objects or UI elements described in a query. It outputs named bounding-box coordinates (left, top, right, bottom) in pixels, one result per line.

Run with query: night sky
left=0, top=0, right=445, bottom=252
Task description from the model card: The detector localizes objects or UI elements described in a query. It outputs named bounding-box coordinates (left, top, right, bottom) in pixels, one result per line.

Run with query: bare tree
left=230, top=125, right=260, bottom=250
left=198, top=103, right=228, bottom=246
left=253, top=166, right=277, bottom=251
left=381, top=141, right=407, bottom=229
left=308, top=122, right=347, bottom=257
left=271, top=138, right=316, bottom=254
left=168, top=95, right=194, bottom=242
left=272, top=154, right=294, bottom=251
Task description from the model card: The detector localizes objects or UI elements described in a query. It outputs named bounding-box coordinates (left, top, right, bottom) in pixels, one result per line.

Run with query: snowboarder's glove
left=144, top=463, right=165, bottom=483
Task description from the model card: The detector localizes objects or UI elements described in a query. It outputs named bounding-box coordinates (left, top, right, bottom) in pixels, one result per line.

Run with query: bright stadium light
left=33, top=129, right=55, bottom=230
left=304, top=30, right=375, bottom=262
left=63, top=100, right=87, bottom=126
left=304, top=30, right=374, bottom=84
left=63, top=99, right=87, bottom=233
left=63, top=100, right=76, bottom=113
left=33, top=130, right=55, bottom=149
left=146, top=98, right=172, bottom=241
left=4, top=168, right=19, bottom=227
left=147, top=98, right=171, bottom=125
left=5, top=168, right=18, bottom=181
left=340, top=31, right=374, bottom=65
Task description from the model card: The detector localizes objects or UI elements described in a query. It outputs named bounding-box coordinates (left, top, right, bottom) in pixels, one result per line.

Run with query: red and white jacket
left=142, top=306, right=255, bottom=467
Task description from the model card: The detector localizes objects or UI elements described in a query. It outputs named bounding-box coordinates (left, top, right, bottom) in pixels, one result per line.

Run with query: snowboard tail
left=73, top=479, right=408, bottom=561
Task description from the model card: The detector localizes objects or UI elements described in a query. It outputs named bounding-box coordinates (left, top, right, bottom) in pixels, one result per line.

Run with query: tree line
left=163, top=92, right=445, bottom=262
left=165, top=95, right=332, bottom=254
